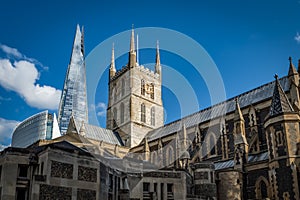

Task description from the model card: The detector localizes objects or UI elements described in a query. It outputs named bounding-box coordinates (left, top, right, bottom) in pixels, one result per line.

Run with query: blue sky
left=0, top=0, right=300, bottom=149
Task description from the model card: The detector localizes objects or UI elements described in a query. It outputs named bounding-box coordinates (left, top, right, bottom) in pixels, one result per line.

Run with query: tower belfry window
left=141, top=80, right=145, bottom=95
left=151, top=107, right=155, bottom=126
left=208, top=133, right=216, bottom=156
left=120, top=103, right=125, bottom=124
left=141, top=103, right=146, bottom=123
left=150, top=83, right=154, bottom=99
left=113, top=108, right=117, bottom=128
left=121, top=79, right=125, bottom=96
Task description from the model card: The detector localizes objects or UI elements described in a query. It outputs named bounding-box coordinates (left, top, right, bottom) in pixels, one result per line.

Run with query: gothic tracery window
left=113, top=88, right=117, bottom=101
left=113, top=108, right=117, bottom=128
left=141, top=103, right=146, bottom=123
left=255, top=177, right=269, bottom=199
left=120, top=103, right=124, bottom=124
left=150, top=83, right=154, bottom=99
left=151, top=107, right=155, bottom=126
left=121, top=79, right=125, bottom=96
left=167, top=146, right=174, bottom=165
left=141, top=80, right=145, bottom=95
left=151, top=151, right=157, bottom=164
left=208, top=133, right=217, bottom=156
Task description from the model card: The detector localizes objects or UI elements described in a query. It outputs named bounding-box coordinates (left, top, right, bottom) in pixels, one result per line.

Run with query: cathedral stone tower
left=106, top=28, right=164, bottom=147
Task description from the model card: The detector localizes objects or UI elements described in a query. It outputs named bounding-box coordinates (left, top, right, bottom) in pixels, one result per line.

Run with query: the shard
left=57, top=24, right=88, bottom=133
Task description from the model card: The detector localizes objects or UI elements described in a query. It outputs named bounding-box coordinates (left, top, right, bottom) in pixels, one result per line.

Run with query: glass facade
left=11, top=111, right=60, bottom=148
left=57, top=25, right=88, bottom=133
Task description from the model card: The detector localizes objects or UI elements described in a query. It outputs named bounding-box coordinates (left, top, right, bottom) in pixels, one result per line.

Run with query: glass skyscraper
left=58, top=24, right=88, bottom=133
left=11, top=110, right=60, bottom=148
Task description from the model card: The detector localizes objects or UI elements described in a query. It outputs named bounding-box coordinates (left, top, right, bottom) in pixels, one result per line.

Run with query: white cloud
left=295, top=32, right=300, bottom=44
left=0, top=59, right=61, bottom=110
left=0, top=43, right=48, bottom=71
left=91, top=102, right=107, bottom=117
left=0, top=44, right=23, bottom=59
left=0, top=117, right=19, bottom=149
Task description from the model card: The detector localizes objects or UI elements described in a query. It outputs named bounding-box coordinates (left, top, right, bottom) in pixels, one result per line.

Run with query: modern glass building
left=57, top=24, right=88, bottom=134
left=11, top=110, right=61, bottom=148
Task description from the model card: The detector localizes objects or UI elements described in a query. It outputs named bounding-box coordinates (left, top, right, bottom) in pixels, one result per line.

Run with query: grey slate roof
left=269, top=77, right=294, bottom=117
left=214, top=151, right=269, bottom=170
left=248, top=151, right=268, bottom=163
left=74, top=119, right=123, bottom=146
left=214, top=159, right=234, bottom=170
left=146, top=76, right=290, bottom=142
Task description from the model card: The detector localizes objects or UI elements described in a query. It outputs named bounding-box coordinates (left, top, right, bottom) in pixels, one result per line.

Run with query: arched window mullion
left=120, top=103, right=124, bottom=124
left=151, top=107, right=155, bottom=126
left=141, top=103, right=146, bottom=123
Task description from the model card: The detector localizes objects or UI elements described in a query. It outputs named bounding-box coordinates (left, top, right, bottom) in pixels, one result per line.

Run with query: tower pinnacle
left=130, top=26, right=135, bottom=52
left=288, top=56, right=297, bottom=76
left=155, top=40, right=161, bottom=76
left=110, top=43, right=116, bottom=79
left=128, top=26, right=136, bottom=67
left=234, top=98, right=244, bottom=122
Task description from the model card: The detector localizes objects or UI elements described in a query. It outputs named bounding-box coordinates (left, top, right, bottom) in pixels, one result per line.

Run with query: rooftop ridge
left=148, top=75, right=289, bottom=137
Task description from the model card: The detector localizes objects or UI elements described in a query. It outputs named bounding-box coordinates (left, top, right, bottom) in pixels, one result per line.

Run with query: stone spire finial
left=130, top=25, right=135, bottom=52
left=269, top=74, right=294, bottom=117
left=128, top=25, right=136, bottom=67
left=288, top=56, right=297, bottom=76
left=109, top=43, right=116, bottom=79
left=79, top=121, right=86, bottom=136
left=234, top=98, right=244, bottom=121
left=155, top=40, right=161, bottom=75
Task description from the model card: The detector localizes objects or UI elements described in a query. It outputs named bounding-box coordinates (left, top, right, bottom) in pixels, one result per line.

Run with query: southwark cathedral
left=1, top=25, right=300, bottom=200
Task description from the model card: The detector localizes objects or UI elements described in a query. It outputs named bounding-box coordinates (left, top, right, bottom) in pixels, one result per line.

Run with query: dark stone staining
left=267, top=130, right=274, bottom=160
left=39, top=184, right=72, bottom=200
left=143, top=171, right=181, bottom=179
left=78, top=166, right=97, bottom=182
left=77, top=188, right=96, bottom=200
left=194, top=171, right=209, bottom=180
left=276, top=160, right=296, bottom=199
left=50, top=160, right=73, bottom=179
left=100, top=163, right=108, bottom=200
left=194, top=184, right=216, bottom=197
left=227, top=120, right=235, bottom=155
left=247, top=169, right=269, bottom=199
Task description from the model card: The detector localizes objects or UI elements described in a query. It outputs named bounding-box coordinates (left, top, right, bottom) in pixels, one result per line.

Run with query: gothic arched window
left=113, top=108, right=117, bottom=128
left=141, top=103, right=146, bottom=123
left=208, top=133, right=217, bottom=156
left=276, top=130, right=284, bottom=146
left=141, top=79, right=145, bottom=95
left=151, top=107, right=155, bottom=126
left=150, top=83, right=154, bottom=99
left=113, top=88, right=117, bottom=101
left=121, top=79, right=125, bottom=96
left=167, top=146, right=174, bottom=165
left=120, top=103, right=124, bottom=124
left=255, top=177, right=269, bottom=199
left=151, top=151, right=157, bottom=164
